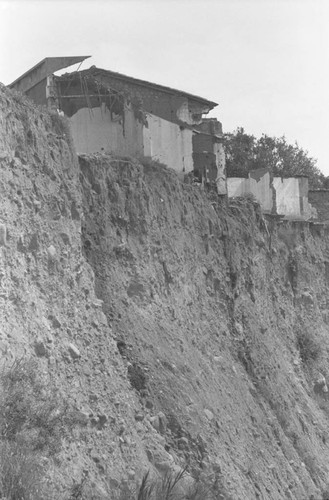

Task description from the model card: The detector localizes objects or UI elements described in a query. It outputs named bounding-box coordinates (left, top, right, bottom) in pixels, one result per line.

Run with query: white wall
left=273, top=178, right=301, bottom=217
left=273, top=177, right=317, bottom=219
left=69, top=103, right=144, bottom=157
left=248, top=170, right=273, bottom=212
left=228, top=175, right=316, bottom=219
left=227, top=178, right=248, bottom=197
left=143, top=113, right=194, bottom=173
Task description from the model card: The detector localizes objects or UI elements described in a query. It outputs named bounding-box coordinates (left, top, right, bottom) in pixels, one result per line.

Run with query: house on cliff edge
left=8, top=56, right=226, bottom=194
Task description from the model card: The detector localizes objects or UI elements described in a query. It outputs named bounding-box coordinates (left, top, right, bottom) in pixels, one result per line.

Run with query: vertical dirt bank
left=0, top=85, right=172, bottom=499
left=80, top=153, right=329, bottom=500
left=3, top=81, right=329, bottom=499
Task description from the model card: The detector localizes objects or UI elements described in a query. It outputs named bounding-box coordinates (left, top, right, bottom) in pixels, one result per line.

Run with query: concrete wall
left=273, top=178, right=301, bottom=218
left=69, top=103, right=144, bottom=157
left=143, top=113, right=193, bottom=173
left=273, top=177, right=316, bottom=219
left=227, top=178, right=247, bottom=198
left=227, top=169, right=273, bottom=212
left=228, top=174, right=317, bottom=219
left=249, top=169, right=273, bottom=212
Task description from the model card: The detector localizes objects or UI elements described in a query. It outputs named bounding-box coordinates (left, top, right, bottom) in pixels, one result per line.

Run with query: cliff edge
left=1, top=83, right=329, bottom=499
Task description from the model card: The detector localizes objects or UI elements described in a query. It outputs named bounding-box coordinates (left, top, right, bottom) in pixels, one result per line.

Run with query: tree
left=224, top=128, right=327, bottom=189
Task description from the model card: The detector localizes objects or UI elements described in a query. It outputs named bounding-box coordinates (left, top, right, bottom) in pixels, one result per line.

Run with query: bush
left=0, top=442, right=48, bottom=500
left=0, top=358, right=75, bottom=456
left=0, top=358, right=82, bottom=499
left=133, top=468, right=230, bottom=500
left=296, top=330, right=321, bottom=365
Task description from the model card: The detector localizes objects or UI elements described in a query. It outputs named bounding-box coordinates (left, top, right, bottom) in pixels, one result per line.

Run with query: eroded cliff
left=80, top=155, right=329, bottom=500
left=2, top=83, right=329, bottom=499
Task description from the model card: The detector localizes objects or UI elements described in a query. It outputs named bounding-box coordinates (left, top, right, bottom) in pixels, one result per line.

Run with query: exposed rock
left=177, top=437, right=189, bottom=449
left=0, top=224, right=6, bottom=246
left=34, top=338, right=49, bottom=357
left=67, top=342, right=81, bottom=359
left=314, top=373, right=328, bottom=394
left=134, top=412, right=144, bottom=422
left=47, top=244, right=57, bottom=259
left=150, top=415, right=160, bottom=432
left=204, top=409, right=214, bottom=421
left=158, top=411, right=167, bottom=434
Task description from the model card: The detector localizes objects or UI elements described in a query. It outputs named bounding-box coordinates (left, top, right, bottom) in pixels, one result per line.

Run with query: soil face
left=2, top=83, right=329, bottom=499
left=80, top=154, right=329, bottom=499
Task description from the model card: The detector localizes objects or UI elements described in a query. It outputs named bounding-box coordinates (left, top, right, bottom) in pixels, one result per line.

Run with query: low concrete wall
left=273, top=177, right=316, bottom=219
left=273, top=178, right=302, bottom=217
left=227, top=169, right=273, bottom=212
left=228, top=172, right=316, bottom=219
left=249, top=169, right=273, bottom=212
left=227, top=177, right=248, bottom=197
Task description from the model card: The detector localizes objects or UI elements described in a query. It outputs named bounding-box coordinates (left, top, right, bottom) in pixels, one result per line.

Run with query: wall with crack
left=143, top=113, right=193, bottom=173
left=273, top=177, right=316, bottom=219
left=227, top=169, right=273, bottom=213
left=228, top=172, right=317, bottom=219
left=69, top=103, right=144, bottom=157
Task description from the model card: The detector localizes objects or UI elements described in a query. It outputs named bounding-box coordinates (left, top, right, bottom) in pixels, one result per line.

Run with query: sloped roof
left=57, top=66, right=218, bottom=109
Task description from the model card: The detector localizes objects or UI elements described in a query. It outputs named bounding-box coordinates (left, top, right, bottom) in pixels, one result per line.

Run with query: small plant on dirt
left=68, top=476, right=88, bottom=500
left=0, top=358, right=82, bottom=499
left=134, top=467, right=229, bottom=500
left=139, top=156, right=168, bottom=173
left=322, top=485, right=329, bottom=499
left=296, top=330, right=321, bottom=365
left=0, top=358, right=78, bottom=455
left=278, top=227, right=297, bottom=249
left=0, top=441, right=49, bottom=500
left=127, top=362, right=147, bottom=392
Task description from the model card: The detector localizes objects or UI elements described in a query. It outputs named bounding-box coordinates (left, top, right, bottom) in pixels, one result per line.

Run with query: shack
left=9, top=57, right=226, bottom=193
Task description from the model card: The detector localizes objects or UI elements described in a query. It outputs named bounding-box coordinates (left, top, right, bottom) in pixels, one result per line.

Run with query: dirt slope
left=80, top=154, right=329, bottom=500
left=2, top=82, right=329, bottom=499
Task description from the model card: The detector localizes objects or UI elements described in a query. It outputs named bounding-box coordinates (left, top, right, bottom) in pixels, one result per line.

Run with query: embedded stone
left=34, top=339, right=48, bottom=357
left=204, top=409, right=214, bottom=420
left=47, top=245, right=56, bottom=259
left=158, top=411, right=167, bottom=434
left=0, top=224, right=7, bottom=246
left=178, top=437, right=189, bottom=449
left=150, top=415, right=160, bottom=432
left=68, top=342, right=81, bottom=359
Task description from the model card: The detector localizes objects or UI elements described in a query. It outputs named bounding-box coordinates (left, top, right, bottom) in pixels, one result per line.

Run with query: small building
left=9, top=57, right=226, bottom=193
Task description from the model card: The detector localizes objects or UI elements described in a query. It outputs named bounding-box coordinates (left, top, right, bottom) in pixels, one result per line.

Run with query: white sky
left=1, top=0, right=329, bottom=174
